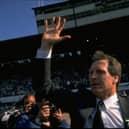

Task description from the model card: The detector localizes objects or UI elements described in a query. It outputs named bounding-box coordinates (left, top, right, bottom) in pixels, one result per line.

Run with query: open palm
left=41, top=17, right=71, bottom=50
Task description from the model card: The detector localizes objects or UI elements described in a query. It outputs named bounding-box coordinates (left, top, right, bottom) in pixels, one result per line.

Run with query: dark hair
left=39, top=98, right=51, bottom=107
left=39, top=98, right=58, bottom=113
left=92, top=50, right=122, bottom=85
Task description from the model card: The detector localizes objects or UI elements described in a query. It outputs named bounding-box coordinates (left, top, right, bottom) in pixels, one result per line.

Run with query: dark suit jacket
left=32, top=58, right=129, bottom=128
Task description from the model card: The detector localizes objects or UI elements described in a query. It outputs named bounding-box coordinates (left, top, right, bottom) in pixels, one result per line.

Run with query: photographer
left=14, top=94, right=41, bottom=128
left=38, top=99, right=51, bottom=128
left=51, top=106, right=71, bottom=128
left=15, top=104, right=41, bottom=128
left=38, top=98, right=70, bottom=128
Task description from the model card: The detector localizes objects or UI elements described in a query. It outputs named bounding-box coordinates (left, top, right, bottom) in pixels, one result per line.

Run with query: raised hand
left=40, top=16, right=71, bottom=51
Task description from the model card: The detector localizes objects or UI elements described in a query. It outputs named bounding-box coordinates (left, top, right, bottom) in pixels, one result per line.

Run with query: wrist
left=40, top=40, right=52, bottom=51
left=35, top=48, right=52, bottom=59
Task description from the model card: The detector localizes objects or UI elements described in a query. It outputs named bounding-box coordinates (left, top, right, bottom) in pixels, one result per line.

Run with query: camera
left=51, top=104, right=58, bottom=113
left=29, top=104, right=39, bottom=118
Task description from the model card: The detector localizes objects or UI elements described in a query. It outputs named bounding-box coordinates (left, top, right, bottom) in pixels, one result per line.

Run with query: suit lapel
left=119, top=95, right=129, bottom=128
left=80, top=107, right=94, bottom=120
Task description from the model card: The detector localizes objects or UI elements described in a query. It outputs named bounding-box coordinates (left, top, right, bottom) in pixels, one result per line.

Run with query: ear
left=113, top=76, right=119, bottom=84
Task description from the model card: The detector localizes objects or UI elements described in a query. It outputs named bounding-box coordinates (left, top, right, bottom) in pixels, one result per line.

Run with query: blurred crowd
left=0, top=79, right=33, bottom=97
left=0, top=93, right=71, bottom=128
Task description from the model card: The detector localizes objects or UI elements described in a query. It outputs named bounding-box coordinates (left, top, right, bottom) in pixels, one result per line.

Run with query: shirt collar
left=97, top=93, right=119, bottom=109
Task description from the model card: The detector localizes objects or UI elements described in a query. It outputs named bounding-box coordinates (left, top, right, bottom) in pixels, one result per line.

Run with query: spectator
left=38, top=98, right=70, bottom=128
left=38, top=99, right=51, bottom=128
left=14, top=94, right=40, bottom=128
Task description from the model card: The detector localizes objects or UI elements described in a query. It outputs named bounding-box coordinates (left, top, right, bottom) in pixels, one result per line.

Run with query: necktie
left=93, top=101, right=104, bottom=128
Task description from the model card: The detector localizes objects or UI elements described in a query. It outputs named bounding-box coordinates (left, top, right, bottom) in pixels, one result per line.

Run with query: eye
left=96, top=69, right=105, bottom=75
left=89, top=69, right=105, bottom=76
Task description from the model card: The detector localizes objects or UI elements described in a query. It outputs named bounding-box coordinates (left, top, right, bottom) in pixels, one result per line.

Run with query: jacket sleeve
left=31, top=57, right=72, bottom=110
left=31, top=58, right=52, bottom=101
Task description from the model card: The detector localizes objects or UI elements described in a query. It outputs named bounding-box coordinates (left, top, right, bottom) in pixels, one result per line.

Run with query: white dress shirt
left=85, top=93, right=125, bottom=128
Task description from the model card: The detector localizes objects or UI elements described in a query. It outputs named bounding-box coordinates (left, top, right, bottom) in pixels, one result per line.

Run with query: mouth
left=91, top=83, right=99, bottom=86
left=91, top=84, right=101, bottom=89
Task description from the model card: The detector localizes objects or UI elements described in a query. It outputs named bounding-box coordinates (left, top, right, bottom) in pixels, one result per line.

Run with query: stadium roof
left=0, top=15, right=129, bottom=63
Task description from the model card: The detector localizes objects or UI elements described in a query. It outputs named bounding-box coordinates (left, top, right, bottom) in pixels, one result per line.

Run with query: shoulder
left=58, top=119, right=71, bottom=128
left=16, top=113, right=29, bottom=122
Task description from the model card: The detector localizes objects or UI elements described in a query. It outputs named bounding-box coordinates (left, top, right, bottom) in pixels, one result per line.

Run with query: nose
left=89, top=73, right=98, bottom=87
left=89, top=72, right=97, bottom=80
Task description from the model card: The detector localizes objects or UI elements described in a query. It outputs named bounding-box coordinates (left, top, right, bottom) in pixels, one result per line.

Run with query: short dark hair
left=39, top=98, right=51, bottom=107
left=92, top=50, right=122, bottom=82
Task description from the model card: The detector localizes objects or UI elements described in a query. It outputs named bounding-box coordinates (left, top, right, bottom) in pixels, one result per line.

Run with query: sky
left=0, top=0, right=65, bottom=41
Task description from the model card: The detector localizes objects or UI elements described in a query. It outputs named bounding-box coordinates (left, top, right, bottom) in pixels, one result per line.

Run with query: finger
left=59, top=18, right=66, bottom=31
left=56, top=35, right=71, bottom=43
left=44, top=19, right=48, bottom=31
left=56, top=16, right=61, bottom=30
left=51, top=16, right=55, bottom=25
left=61, top=35, right=71, bottom=41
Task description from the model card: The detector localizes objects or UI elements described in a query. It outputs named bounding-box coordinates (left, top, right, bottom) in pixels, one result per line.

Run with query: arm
left=33, top=16, right=71, bottom=102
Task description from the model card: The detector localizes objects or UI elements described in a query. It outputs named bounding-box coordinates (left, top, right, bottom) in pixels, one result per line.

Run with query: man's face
left=24, top=95, right=36, bottom=112
left=40, top=105, right=51, bottom=118
left=89, top=59, right=118, bottom=99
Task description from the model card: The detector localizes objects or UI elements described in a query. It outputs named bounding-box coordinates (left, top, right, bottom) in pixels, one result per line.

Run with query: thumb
left=61, top=35, right=71, bottom=41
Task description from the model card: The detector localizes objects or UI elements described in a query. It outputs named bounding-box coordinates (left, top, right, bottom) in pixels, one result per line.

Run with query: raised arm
left=33, top=17, right=71, bottom=101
